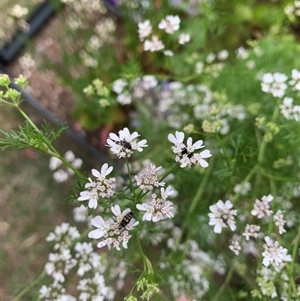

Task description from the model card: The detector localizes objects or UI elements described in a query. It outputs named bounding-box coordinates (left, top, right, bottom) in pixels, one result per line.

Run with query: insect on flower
left=118, top=211, right=134, bottom=229
left=117, top=140, right=132, bottom=150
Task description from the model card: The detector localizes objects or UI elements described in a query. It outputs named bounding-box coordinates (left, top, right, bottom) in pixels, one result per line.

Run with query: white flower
left=88, top=205, right=138, bottom=251
left=178, top=33, right=190, bottom=45
left=158, top=15, right=181, bottom=34
left=74, top=242, right=102, bottom=276
left=44, top=248, right=77, bottom=284
left=112, top=78, right=128, bottom=94
left=251, top=194, right=273, bottom=218
left=262, top=236, right=292, bottom=267
left=164, top=50, right=174, bottom=56
left=136, top=186, right=175, bottom=222
left=229, top=240, right=241, bottom=255
left=273, top=210, right=286, bottom=235
left=78, top=163, right=116, bottom=209
left=143, top=35, right=165, bottom=52
left=242, top=224, right=261, bottom=240
left=141, top=75, right=158, bottom=89
left=289, top=68, right=300, bottom=91
left=138, top=19, right=152, bottom=41
left=168, top=131, right=212, bottom=168
left=260, top=72, right=288, bottom=98
left=73, top=206, right=89, bottom=223
left=77, top=272, right=112, bottom=300
left=235, top=47, right=249, bottom=60
left=117, top=92, right=132, bottom=105
left=106, top=127, right=148, bottom=158
left=233, top=182, right=251, bottom=195
left=217, top=49, right=229, bottom=61
left=208, top=200, right=237, bottom=233
left=279, top=97, right=300, bottom=121
left=206, top=53, right=216, bottom=63
left=46, top=222, right=80, bottom=251
left=135, top=164, right=165, bottom=192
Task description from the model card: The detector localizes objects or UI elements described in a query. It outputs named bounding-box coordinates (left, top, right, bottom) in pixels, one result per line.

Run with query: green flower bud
left=14, top=75, right=28, bottom=88
left=0, top=74, right=11, bottom=86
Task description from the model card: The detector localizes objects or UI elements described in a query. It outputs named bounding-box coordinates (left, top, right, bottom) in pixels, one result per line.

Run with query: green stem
left=288, top=222, right=300, bottom=298
left=126, top=159, right=136, bottom=199
left=12, top=270, right=46, bottom=301
left=212, top=262, right=236, bottom=301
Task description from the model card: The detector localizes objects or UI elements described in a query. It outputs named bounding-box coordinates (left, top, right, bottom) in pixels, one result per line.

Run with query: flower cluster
left=138, top=15, right=190, bottom=55
left=208, top=200, right=237, bottom=234
left=137, top=186, right=175, bottom=222
left=78, top=163, right=116, bottom=209
left=135, top=163, right=165, bottom=192
left=88, top=205, right=139, bottom=250
left=251, top=194, right=273, bottom=219
left=168, top=131, right=212, bottom=168
left=106, top=127, right=148, bottom=158
left=279, top=97, right=300, bottom=122
left=260, top=72, right=288, bottom=98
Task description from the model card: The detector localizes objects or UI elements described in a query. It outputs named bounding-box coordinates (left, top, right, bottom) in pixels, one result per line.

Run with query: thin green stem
left=212, top=262, right=236, bottom=301
left=12, top=270, right=46, bottom=301
left=126, top=159, right=136, bottom=199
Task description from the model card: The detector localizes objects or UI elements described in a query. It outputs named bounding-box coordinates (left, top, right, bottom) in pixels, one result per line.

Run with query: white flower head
left=208, top=200, right=237, bottom=233
left=262, top=236, right=292, bottom=267
left=168, top=131, right=212, bottom=168
left=229, top=240, right=241, bottom=255
left=158, top=15, right=181, bottom=34
left=88, top=205, right=138, bottom=251
left=273, top=210, right=286, bottom=235
left=143, top=35, right=165, bottom=52
left=260, top=72, right=288, bottom=98
left=46, top=222, right=80, bottom=251
left=138, top=19, right=152, bottom=41
left=106, top=127, right=148, bottom=158
left=251, top=194, right=273, bottom=219
left=136, top=186, right=175, bottom=222
left=135, top=164, right=165, bottom=192
left=78, top=163, right=116, bottom=209
left=178, top=33, right=190, bottom=45
left=289, top=69, right=300, bottom=91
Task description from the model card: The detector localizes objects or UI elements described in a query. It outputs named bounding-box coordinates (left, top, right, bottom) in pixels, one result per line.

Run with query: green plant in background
left=1, top=0, right=300, bottom=300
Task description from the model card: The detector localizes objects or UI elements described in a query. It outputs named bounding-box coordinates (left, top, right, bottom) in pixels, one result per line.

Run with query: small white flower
left=251, top=194, right=273, bottom=218
left=260, top=72, right=288, bottom=98
left=117, top=92, right=132, bottom=105
left=208, top=200, right=237, bottom=233
left=242, top=224, right=261, bottom=240
left=112, top=78, right=128, bottom=94
left=217, top=49, right=229, bottom=61
left=138, top=19, right=152, bottom=41
left=262, top=236, right=292, bottom=267
left=168, top=131, right=212, bottom=168
left=73, top=206, right=89, bottom=223
left=135, top=164, right=165, bottom=192
left=78, top=163, right=116, bottom=209
left=234, top=182, right=251, bottom=195
left=289, top=69, right=300, bottom=91
left=46, top=222, right=80, bottom=251
left=158, top=15, right=181, bottom=34
left=206, top=53, right=216, bottom=63
left=88, top=205, right=138, bottom=251
left=229, top=240, right=241, bottom=255
left=178, top=33, right=190, bottom=45
left=136, top=186, right=175, bottom=222
left=141, top=75, right=158, bottom=89
left=164, top=50, right=174, bottom=56
left=273, top=210, right=286, bottom=235
left=235, top=47, right=249, bottom=60
left=106, top=127, right=148, bottom=158
left=144, top=35, right=165, bottom=52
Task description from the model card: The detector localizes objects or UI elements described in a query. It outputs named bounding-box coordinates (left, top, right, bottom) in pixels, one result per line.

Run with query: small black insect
left=117, top=140, right=132, bottom=150
left=180, top=147, right=193, bottom=159
left=118, top=211, right=134, bottom=229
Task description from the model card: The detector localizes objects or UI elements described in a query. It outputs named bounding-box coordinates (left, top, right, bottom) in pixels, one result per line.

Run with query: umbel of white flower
left=106, top=127, right=148, bottom=158
left=168, top=131, right=212, bottom=168
left=88, top=205, right=139, bottom=251
left=208, top=200, right=237, bottom=234
left=136, top=186, right=175, bottom=222
left=78, top=163, right=116, bottom=209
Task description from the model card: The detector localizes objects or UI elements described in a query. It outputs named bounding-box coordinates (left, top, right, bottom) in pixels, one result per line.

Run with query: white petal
left=91, top=169, right=100, bottom=177
left=193, top=140, right=204, bottom=149
left=97, top=241, right=107, bottom=248
left=111, top=204, right=121, bottom=216
left=91, top=216, right=105, bottom=228
left=88, top=198, right=97, bottom=209
left=136, top=203, right=148, bottom=211
left=200, top=149, right=212, bottom=158
left=88, top=229, right=105, bottom=239
left=168, top=133, right=177, bottom=144
left=175, top=131, right=184, bottom=143
left=109, top=133, right=120, bottom=141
